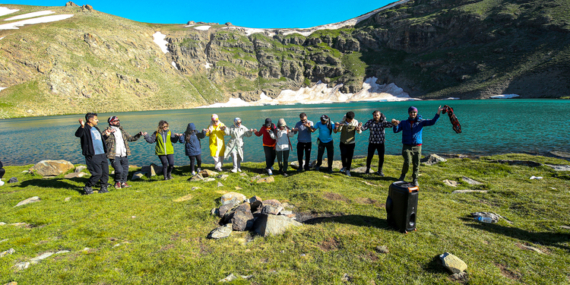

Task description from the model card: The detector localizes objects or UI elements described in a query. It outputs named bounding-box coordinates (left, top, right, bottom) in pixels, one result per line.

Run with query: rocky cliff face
left=0, top=0, right=569, bottom=118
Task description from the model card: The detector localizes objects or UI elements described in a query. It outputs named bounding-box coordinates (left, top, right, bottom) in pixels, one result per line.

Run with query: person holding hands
left=143, top=120, right=182, bottom=180
left=75, top=113, right=111, bottom=194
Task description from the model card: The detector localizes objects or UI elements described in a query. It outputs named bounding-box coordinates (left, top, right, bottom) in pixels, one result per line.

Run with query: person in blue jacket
left=393, top=106, right=443, bottom=186
left=179, top=123, right=206, bottom=176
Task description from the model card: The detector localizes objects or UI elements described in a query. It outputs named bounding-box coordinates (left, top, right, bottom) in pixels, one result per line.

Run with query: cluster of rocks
left=208, top=192, right=301, bottom=239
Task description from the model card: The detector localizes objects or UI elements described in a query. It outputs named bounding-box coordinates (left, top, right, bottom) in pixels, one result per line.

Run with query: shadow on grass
left=424, top=254, right=449, bottom=274
left=16, top=178, right=84, bottom=193
left=464, top=221, right=570, bottom=252
left=298, top=213, right=390, bottom=229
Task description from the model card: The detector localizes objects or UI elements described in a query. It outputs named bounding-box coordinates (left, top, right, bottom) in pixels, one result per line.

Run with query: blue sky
left=6, top=0, right=395, bottom=28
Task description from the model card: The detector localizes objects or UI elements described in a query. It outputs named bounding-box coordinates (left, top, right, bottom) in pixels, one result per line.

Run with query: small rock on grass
left=452, top=190, right=488, bottom=194
left=14, top=262, right=29, bottom=271
left=217, top=182, right=224, bottom=187
left=55, top=250, right=70, bottom=254
left=421, top=154, right=447, bottom=165
left=208, top=224, right=232, bottom=239
left=443, top=179, right=458, bottom=187
left=64, top=197, right=71, bottom=202
left=461, top=176, right=483, bottom=185
left=203, top=178, right=215, bottom=182
left=341, top=273, right=352, bottom=282
left=221, top=192, right=247, bottom=205
left=30, top=252, right=54, bottom=264
left=235, top=186, right=242, bottom=190
left=518, top=244, right=544, bottom=254
left=191, top=187, right=200, bottom=191
left=0, top=222, right=5, bottom=226
left=5, top=281, right=18, bottom=285
left=218, top=273, right=253, bottom=282
left=440, top=252, right=467, bottom=274
left=15, top=196, right=40, bottom=207
left=217, top=174, right=229, bottom=180
left=256, top=176, right=275, bottom=183
left=560, top=225, right=570, bottom=230
left=0, top=248, right=15, bottom=257
left=375, top=246, right=389, bottom=254
left=8, top=177, right=18, bottom=183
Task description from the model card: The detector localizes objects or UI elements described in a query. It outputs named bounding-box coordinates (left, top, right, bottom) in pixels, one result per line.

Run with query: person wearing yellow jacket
left=203, top=114, right=226, bottom=171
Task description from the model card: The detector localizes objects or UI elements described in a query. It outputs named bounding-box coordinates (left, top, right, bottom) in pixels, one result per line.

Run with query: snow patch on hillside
left=171, top=62, right=178, bottom=70
left=152, top=32, right=169, bottom=54
left=0, top=7, right=19, bottom=17
left=4, top=10, right=55, bottom=21
left=0, top=14, right=74, bottom=30
left=204, top=62, right=211, bottom=69
left=0, top=37, right=4, bottom=41
left=490, top=94, right=519, bottom=99
left=0, top=87, right=6, bottom=92
left=201, top=77, right=414, bottom=108
left=194, top=26, right=210, bottom=31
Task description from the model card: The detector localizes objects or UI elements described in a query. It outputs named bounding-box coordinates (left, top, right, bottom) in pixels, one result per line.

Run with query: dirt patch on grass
left=495, top=263, right=522, bottom=280
left=319, top=237, right=341, bottom=251
left=160, top=244, right=175, bottom=251
left=323, top=192, right=350, bottom=202
left=354, top=197, right=385, bottom=207
left=362, top=251, right=379, bottom=261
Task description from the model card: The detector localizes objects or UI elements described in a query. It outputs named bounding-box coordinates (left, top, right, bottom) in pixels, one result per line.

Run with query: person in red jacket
left=254, top=118, right=277, bottom=175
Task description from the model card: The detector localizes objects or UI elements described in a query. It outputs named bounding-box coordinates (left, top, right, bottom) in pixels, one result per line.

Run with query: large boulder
left=30, top=160, right=74, bottom=176
left=231, top=203, right=254, bottom=231
left=253, top=214, right=302, bottom=237
left=421, top=154, right=447, bottom=165
left=221, top=192, right=247, bottom=205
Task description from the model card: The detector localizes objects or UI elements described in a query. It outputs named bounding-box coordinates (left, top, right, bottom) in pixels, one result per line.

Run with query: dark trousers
left=316, top=140, right=334, bottom=169
left=189, top=155, right=202, bottom=172
left=366, top=143, right=386, bottom=172
left=85, top=154, right=109, bottom=187
left=339, top=142, right=356, bottom=171
left=263, top=146, right=276, bottom=169
left=110, top=156, right=129, bottom=183
left=159, top=154, right=174, bottom=177
left=276, top=150, right=290, bottom=172
left=297, top=142, right=312, bottom=170
left=0, top=167, right=4, bottom=179
left=402, top=145, right=422, bottom=180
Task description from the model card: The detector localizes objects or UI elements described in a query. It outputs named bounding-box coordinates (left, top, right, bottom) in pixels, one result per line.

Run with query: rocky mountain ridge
left=0, top=0, right=569, bottom=118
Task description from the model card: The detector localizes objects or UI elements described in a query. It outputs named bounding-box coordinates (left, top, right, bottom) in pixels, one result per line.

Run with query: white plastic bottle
left=475, top=216, right=493, bottom=223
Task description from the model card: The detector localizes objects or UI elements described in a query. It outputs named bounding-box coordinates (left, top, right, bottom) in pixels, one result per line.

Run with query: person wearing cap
left=270, top=118, right=295, bottom=177
left=254, top=118, right=277, bottom=175
left=313, top=115, right=335, bottom=173
left=203, top=114, right=226, bottom=172
left=393, top=105, right=444, bottom=186
left=291, top=113, right=314, bottom=172
left=223, top=117, right=253, bottom=173
left=75, top=112, right=112, bottom=195
left=143, top=120, right=182, bottom=180
left=103, top=116, right=143, bottom=189
left=179, top=123, right=206, bottom=175
left=334, top=111, right=362, bottom=177
left=361, top=110, right=396, bottom=176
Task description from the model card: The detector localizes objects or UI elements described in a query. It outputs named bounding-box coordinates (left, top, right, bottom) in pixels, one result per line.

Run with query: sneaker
left=283, top=172, right=288, bottom=177
left=192, top=171, right=196, bottom=176
left=340, top=167, right=345, bottom=173
left=99, top=187, right=109, bottom=194
left=412, top=179, right=419, bottom=186
left=197, top=168, right=202, bottom=173
left=0, top=180, right=4, bottom=186
left=114, top=182, right=122, bottom=189
left=346, top=170, right=351, bottom=177
left=376, top=172, right=385, bottom=177
left=231, top=168, right=238, bottom=173
left=83, top=186, right=93, bottom=195
left=364, top=169, right=370, bottom=174
left=398, top=175, right=406, bottom=181
left=237, top=168, right=242, bottom=172
left=267, top=169, right=273, bottom=175
left=121, top=182, right=132, bottom=188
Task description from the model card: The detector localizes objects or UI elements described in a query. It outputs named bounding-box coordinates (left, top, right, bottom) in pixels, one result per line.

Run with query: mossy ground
left=1, top=154, right=569, bottom=284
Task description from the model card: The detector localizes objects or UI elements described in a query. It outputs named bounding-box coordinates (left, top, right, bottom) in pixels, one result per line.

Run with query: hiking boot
left=121, top=182, right=131, bottom=188
left=398, top=175, right=406, bottom=181
left=412, top=179, right=419, bottom=187
left=114, top=182, right=122, bottom=189
left=83, top=186, right=94, bottom=195
left=197, top=168, right=202, bottom=173
left=99, top=186, right=109, bottom=194
left=376, top=171, right=385, bottom=177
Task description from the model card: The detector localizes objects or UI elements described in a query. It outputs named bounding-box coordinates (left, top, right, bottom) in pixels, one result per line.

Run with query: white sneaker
left=0, top=180, right=4, bottom=186
left=197, top=168, right=202, bottom=173
left=346, top=170, right=351, bottom=177
left=191, top=171, right=196, bottom=176
left=267, top=169, right=273, bottom=175
left=231, top=168, right=237, bottom=173
left=238, top=168, right=242, bottom=172
left=215, top=167, right=222, bottom=172
left=340, top=167, right=345, bottom=173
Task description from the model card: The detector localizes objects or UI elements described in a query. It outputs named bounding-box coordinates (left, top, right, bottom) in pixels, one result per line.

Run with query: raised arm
left=144, top=132, right=157, bottom=143
left=422, top=113, right=441, bottom=127
left=360, top=120, right=371, bottom=131
left=124, top=130, right=142, bottom=142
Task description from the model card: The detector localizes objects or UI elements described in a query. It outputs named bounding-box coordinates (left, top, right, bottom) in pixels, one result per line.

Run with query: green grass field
left=0, top=154, right=569, bottom=284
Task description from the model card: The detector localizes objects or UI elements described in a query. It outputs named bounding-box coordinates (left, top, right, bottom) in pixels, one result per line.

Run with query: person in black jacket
left=0, top=160, right=5, bottom=186
left=75, top=112, right=112, bottom=195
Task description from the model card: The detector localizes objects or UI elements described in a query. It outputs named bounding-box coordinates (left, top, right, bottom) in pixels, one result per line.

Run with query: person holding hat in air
left=223, top=117, right=254, bottom=173
left=313, top=114, right=335, bottom=173
left=75, top=112, right=111, bottom=195
left=270, top=118, right=295, bottom=177
left=254, top=118, right=277, bottom=175
left=103, top=116, right=143, bottom=189
left=203, top=114, right=226, bottom=172
left=393, top=105, right=444, bottom=186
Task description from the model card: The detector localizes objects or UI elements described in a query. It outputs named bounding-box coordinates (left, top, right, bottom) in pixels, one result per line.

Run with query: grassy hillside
left=0, top=154, right=569, bottom=284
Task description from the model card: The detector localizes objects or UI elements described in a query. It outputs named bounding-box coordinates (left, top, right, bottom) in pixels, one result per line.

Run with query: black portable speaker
left=386, top=181, right=419, bottom=233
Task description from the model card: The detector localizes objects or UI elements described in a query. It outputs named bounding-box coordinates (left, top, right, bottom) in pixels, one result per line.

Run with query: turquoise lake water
left=0, top=99, right=568, bottom=167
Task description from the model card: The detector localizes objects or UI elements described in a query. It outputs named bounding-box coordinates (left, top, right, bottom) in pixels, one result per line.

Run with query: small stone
left=30, top=160, right=74, bottom=176
left=203, top=178, right=215, bottom=182
left=530, top=176, right=543, bottom=180
left=173, top=194, right=193, bottom=202
left=439, top=252, right=467, bottom=274
left=235, top=186, right=242, bottom=190
left=64, top=197, right=71, bottom=202
left=218, top=273, right=237, bottom=282
left=452, top=190, right=488, bottom=194
left=191, top=187, right=200, bottom=191
left=189, top=173, right=204, bottom=181
left=15, top=196, right=40, bottom=207
left=200, top=169, right=218, bottom=177
left=261, top=205, right=283, bottom=215
left=300, top=253, right=306, bottom=257
left=8, top=177, right=18, bottom=183
left=219, top=198, right=240, bottom=217
left=256, top=176, right=275, bottom=183
left=323, top=175, right=331, bottom=179
left=0, top=239, right=7, bottom=243
left=75, top=165, right=87, bottom=173
left=55, top=250, right=70, bottom=254
left=217, top=174, right=229, bottom=180
left=421, top=154, right=447, bottom=165
left=462, top=176, right=483, bottom=185
left=0, top=248, right=15, bottom=257
left=450, top=272, right=468, bottom=282
left=0, top=222, right=5, bottom=225
left=10, top=223, right=28, bottom=227
left=83, top=248, right=90, bottom=251
left=208, top=224, right=232, bottom=239
left=443, top=179, right=458, bottom=187
left=211, top=208, right=219, bottom=216
left=560, top=225, right=570, bottom=230
left=217, top=182, right=224, bottom=187
left=14, top=262, right=30, bottom=271
left=221, top=192, right=247, bottom=205
left=30, top=252, right=54, bottom=264
left=113, top=244, right=121, bottom=247
left=131, top=171, right=144, bottom=181
left=341, top=273, right=352, bottom=282
left=132, top=216, right=136, bottom=219
left=4, top=281, right=18, bottom=285
left=518, top=244, right=544, bottom=254
left=375, top=246, right=389, bottom=254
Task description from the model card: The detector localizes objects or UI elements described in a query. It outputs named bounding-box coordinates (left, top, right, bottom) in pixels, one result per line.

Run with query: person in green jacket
left=143, top=120, right=182, bottom=180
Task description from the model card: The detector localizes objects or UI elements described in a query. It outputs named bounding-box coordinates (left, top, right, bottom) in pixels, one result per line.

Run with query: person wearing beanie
left=291, top=113, right=314, bottom=172
left=393, top=105, right=444, bottom=186
left=143, top=120, right=182, bottom=180
left=75, top=112, right=111, bottom=195
left=203, top=114, right=226, bottom=172
left=254, top=118, right=277, bottom=175
left=179, top=123, right=206, bottom=175
left=361, top=110, right=396, bottom=176
left=0, top=160, right=5, bottom=186
left=223, top=117, right=254, bottom=173
left=270, top=118, right=295, bottom=177
left=103, top=116, right=143, bottom=189
left=334, top=111, right=362, bottom=177
left=313, top=114, right=335, bottom=173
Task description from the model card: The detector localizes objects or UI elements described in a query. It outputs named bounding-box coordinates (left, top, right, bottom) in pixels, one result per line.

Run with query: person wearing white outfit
left=270, top=118, right=295, bottom=177
left=223, top=117, right=254, bottom=173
